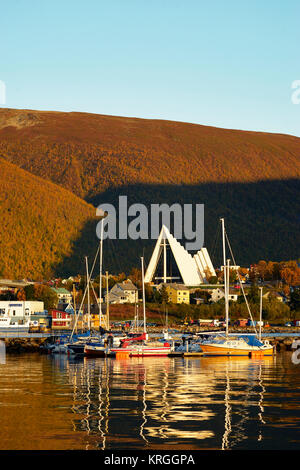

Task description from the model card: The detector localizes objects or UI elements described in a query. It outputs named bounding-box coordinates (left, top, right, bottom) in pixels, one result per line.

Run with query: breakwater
left=3, top=337, right=48, bottom=353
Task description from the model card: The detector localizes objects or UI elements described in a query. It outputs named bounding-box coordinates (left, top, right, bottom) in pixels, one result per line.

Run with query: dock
left=0, top=332, right=52, bottom=339
left=183, top=352, right=204, bottom=357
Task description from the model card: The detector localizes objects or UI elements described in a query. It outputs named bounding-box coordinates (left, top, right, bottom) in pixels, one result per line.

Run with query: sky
left=1, top=0, right=300, bottom=136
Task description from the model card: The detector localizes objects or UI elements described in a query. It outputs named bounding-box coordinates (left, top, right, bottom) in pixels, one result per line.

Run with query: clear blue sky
left=1, top=0, right=300, bottom=136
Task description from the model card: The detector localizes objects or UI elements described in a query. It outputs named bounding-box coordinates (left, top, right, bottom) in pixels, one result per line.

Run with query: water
left=0, top=352, right=300, bottom=450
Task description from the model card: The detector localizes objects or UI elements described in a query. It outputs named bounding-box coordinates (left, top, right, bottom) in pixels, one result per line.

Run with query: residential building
left=105, top=279, right=138, bottom=304
left=49, top=309, right=74, bottom=330
left=220, top=265, right=240, bottom=271
left=209, top=288, right=239, bottom=303
left=165, top=283, right=190, bottom=304
left=51, top=287, right=73, bottom=306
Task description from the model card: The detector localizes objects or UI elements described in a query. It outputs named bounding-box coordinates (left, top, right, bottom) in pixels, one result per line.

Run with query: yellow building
left=82, top=313, right=109, bottom=330
left=165, top=284, right=190, bottom=304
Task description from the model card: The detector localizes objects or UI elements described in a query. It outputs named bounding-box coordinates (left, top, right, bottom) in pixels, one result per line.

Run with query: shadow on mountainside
left=53, top=179, right=300, bottom=276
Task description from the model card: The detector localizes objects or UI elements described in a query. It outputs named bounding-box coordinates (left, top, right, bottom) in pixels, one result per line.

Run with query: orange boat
left=200, top=335, right=274, bottom=356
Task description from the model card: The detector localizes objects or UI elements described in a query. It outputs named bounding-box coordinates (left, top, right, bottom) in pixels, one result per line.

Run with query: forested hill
left=0, top=157, right=96, bottom=279
left=0, top=108, right=299, bottom=278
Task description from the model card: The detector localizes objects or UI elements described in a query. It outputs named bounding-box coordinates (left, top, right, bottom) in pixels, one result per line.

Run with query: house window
left=0, top=309, right=5, bottom=315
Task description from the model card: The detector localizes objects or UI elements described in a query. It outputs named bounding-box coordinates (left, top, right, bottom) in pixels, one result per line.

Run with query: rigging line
left=91, top=281, right=99, bottom=305
left=224, top=230, right=258, bottom=337
left=210, top=220, right=221, bottom=267
left=71, top=245, right=100, bottom=338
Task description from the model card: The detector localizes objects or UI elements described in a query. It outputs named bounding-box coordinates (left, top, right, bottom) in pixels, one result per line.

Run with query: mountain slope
left=0, top=108, right=299, bottom=276
left=0, top=108, right=299, bottom=201
left=0, top=157, right=97, bottom=279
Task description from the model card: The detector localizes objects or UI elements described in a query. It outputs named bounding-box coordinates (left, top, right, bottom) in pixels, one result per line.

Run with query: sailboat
left=200, top=219, right=274, bottom=357
left=109, top=257, right=173, bottom=357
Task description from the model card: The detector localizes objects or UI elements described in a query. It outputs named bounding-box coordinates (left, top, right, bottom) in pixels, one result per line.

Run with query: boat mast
left=259, top=286, right=263, bottom=341
left=85, top=256, right=91, bottom=331
left=226, top=258, right=230, bottom=337
left=166, top=306, right=168, bottom=331
left=221, top=218, right=229, bottom=338
left=99, top=219, right=104, bottom=329
left=73, top=283, right=77, bottom=334
left=141, top=256, right=147, bottom=337
left=106, top=271, right=110, bottom=331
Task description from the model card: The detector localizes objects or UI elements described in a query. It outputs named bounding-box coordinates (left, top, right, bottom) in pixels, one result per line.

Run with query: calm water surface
left=0, top=352, right=299, bottom=450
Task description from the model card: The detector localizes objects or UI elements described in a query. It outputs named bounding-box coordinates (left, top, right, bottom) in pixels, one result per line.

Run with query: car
left=285, top=322, right=292, bottom=327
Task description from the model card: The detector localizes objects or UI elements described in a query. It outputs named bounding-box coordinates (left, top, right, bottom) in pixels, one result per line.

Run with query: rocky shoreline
left=3, top=338, right=49, bottom=353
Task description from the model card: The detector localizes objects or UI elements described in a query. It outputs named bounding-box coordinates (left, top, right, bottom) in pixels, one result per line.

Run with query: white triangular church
left=144, top=225, right=216, bottom=286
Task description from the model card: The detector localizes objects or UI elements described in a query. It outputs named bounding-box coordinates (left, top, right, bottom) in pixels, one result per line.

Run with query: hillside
left=0, top=108, right=299, bottom=276
left=0, top=157, right=97, bottom=279
left=0, top=108, right=299, bottom=200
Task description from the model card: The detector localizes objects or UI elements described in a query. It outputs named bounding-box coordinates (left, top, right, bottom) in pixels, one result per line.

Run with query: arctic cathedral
left=144, top=225, right=216, bottom=286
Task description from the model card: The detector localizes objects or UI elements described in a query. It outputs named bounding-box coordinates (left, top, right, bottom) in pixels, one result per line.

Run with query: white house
left=221, top=265, right=240, bottom=271
left=209, top=288, right=239, bottom=303
left=105, top=279, right=138, bottom=304
left=0, top=300, right=44, bottom=320
left=50, top=287, right=73, bottom=305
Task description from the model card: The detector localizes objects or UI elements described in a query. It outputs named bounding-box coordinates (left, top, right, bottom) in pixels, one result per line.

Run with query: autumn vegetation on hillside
left=0, top=108, right=299, bottom=278
left=0, top=158, right=97, bottom=279
left=0, top=108, right=300, bottom=200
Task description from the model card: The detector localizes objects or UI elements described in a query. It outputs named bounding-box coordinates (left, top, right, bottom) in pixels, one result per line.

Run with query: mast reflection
left=62, top=354, right=274, bottom=449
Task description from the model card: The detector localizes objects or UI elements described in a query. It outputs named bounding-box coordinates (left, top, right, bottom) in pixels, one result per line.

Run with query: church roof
left=144, top=225, right=216, bottom=286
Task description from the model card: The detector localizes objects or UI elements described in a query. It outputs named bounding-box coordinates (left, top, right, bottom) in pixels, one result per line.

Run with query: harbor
left=1, top=328, right=300, bottom=354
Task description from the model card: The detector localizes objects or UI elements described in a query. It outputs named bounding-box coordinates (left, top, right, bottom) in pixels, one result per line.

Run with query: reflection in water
left=0, top=353, right=300, bottom=450
left=222, top=360, right=232, bottom=450
left=65, top=355, right=277, bottom=450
